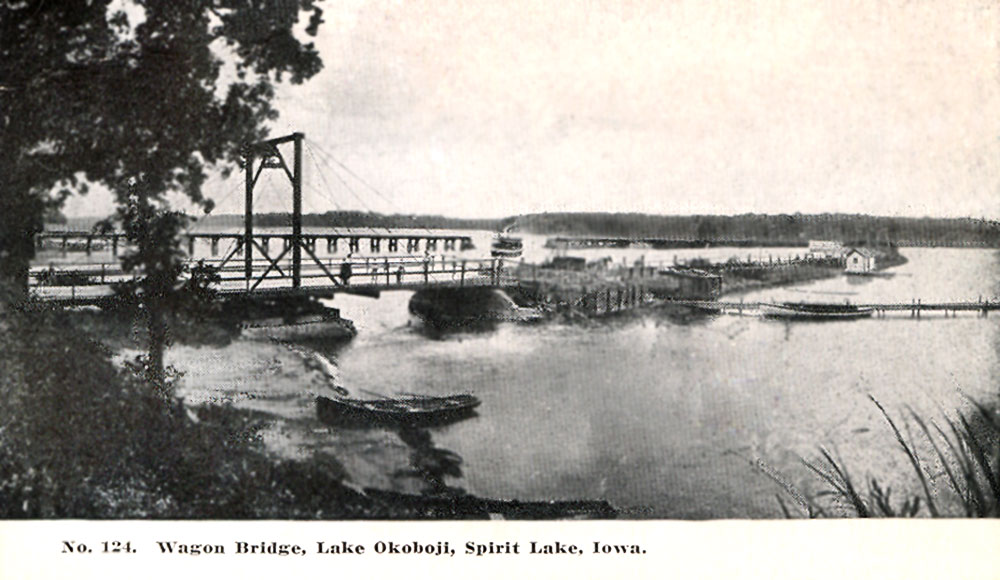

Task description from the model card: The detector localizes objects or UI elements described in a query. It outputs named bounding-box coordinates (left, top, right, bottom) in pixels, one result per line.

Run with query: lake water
left=317, top=245, right=1000, bottom=518
left=41, top=227, right=1000, bottom=516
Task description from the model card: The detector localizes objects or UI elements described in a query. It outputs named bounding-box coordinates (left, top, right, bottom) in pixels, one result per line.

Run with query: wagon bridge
left=30, top=133, right=512, bottom=306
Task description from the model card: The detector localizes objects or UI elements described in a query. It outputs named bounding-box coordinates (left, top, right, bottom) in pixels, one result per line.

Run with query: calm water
left=45, top=227, right=1000, bottom=516
left=320, top=246, right=1000, bottom=518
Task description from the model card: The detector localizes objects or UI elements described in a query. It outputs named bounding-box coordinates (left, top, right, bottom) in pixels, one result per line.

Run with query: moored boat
left=241, top=312, right=357, bottom=341
left=760, top=302, right=874, bottom=320
left=316, top=392, right=481, bottom=428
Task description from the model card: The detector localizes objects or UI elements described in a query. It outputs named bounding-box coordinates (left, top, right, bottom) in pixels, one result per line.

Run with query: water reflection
left=395, top=427, right=466, bottom=495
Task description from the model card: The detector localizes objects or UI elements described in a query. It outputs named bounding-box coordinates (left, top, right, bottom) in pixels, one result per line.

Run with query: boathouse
left=844, top=248, right=877, bottom=274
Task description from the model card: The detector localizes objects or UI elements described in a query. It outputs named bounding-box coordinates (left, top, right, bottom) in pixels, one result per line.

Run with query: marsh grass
left=765, top=395, right=1000, bottom=518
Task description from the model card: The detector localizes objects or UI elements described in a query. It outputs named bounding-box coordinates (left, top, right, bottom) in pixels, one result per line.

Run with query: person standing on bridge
left=396, top=265, right=404, bottom=284
left=340, top=254, right=353, bottom=285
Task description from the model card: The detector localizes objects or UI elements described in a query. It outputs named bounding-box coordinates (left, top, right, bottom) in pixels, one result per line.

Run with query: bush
left=0, top=310, right=360, bottom=518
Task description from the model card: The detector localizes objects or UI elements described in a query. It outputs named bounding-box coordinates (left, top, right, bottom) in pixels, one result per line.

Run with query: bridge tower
left=243, top=133, right=304, bottom=287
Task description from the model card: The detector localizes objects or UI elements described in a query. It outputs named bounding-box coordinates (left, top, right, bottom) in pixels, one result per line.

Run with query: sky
left=64, top=0, right=1000, bottom=219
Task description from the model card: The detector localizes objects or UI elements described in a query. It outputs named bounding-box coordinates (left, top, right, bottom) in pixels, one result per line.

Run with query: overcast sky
left=65, top=0, right=1000, bottom=219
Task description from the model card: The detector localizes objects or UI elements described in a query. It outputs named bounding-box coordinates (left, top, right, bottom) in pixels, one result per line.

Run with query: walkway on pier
left=663, top=298, right=1000, bottom=318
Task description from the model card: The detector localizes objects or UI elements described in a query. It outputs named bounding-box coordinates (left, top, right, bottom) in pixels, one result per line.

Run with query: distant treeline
left=512, top=213, right=1000, bottom=247
left=56, top=211, right=1000, bottom=247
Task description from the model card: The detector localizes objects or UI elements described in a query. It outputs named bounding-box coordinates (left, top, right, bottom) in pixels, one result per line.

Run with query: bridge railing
left=28, top=256, right=510, bottom=304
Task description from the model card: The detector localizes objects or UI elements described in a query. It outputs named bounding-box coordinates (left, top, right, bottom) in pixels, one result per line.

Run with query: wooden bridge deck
left=28, top=257, right=514, bottom=306
left=663, top=299, right=1000, bottom=316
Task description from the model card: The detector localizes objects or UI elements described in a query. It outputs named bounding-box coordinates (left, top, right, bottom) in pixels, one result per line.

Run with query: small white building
left=844, top=248, right=877, bottom=274
left=808, top=240, right=845, bottom=258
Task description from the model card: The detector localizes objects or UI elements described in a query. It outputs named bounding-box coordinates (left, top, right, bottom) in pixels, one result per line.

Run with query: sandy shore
left=164, top=336, right=434, bottom=495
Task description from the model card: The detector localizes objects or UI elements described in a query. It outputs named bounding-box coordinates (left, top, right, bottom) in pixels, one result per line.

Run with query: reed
left=768, top=395, right=1000, bottom=518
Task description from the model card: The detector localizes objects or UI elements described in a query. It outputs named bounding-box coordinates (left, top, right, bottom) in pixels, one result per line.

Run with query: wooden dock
left=663, top=298, right=1000, bottom=318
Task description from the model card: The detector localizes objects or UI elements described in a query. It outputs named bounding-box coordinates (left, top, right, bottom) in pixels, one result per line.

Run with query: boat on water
left=316, top=392, right=481, bottom=428
left=491, top=234, right=523, bottom=258
left=760, top=302, right=874, bottom=320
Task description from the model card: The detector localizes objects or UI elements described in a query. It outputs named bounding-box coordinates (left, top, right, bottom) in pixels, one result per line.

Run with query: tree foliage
left=0, top=0, right=325, bottom=303
left=103, top=180, right=220, bottom=398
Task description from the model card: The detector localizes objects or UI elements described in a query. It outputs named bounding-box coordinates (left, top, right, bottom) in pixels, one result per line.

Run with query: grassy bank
left=719, top=263, right=845, bottom=296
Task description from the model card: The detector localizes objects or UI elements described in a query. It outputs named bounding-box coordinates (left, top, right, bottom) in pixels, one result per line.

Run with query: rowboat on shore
left=360, top=488, right=617, bottom=519
left=316, top=392, right=481, bottom=428
left=760, top=302, right=874, bottom=320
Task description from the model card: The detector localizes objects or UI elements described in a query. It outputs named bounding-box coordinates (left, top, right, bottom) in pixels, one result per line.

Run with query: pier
left=663, top=298, right=1000, bottom=318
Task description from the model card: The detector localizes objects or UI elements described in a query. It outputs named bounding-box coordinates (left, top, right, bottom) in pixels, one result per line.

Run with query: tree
left=0, top=1, right=325, bottom=307
left=106, top=179, right=220, bottom=398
